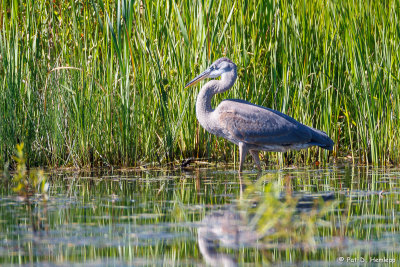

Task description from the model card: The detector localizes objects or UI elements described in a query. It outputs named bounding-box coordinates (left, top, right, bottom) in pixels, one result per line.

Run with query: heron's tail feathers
left=308, top=127, right=334, bottom=151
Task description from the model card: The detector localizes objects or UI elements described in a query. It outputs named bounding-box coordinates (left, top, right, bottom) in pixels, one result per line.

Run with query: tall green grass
left=1, top=0, right=399, bottom=167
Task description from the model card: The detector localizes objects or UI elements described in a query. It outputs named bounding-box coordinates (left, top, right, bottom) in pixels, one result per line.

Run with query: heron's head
left=185, top=57, right=236, bottom=88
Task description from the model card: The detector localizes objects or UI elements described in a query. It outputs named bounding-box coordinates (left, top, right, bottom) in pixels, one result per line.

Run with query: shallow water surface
left=0, top=166, right=399, bottom=266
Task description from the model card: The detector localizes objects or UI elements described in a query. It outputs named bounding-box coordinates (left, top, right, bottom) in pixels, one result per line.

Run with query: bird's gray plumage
left=185, top=57, right=334, bottom=171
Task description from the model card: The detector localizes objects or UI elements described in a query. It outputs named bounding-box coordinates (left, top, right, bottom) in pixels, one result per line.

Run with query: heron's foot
left=255, top=164, right=262, bottom=172
left=250, top=150, right=262, bottom=172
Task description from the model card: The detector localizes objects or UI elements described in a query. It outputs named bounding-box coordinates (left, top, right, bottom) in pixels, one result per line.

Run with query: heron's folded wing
left=218, top=101, right=312, bottom=146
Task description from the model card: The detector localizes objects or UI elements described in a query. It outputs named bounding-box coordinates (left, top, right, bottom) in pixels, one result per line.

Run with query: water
left=0, top=165, right=399, bottom=266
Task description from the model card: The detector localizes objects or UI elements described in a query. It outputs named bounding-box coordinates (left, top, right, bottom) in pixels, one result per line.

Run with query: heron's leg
left=238, top=172, right=243, bottom=199
left=238, top=142, right=249, bottom=172
left=250, top=150, right=261, bottom=171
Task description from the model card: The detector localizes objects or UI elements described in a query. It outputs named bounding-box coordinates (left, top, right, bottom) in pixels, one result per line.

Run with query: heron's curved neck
left=196, top=70, right=237, bottom=117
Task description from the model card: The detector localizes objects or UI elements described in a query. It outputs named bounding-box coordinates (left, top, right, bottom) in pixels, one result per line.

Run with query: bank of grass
left=0, top=0, right=399, bottom=168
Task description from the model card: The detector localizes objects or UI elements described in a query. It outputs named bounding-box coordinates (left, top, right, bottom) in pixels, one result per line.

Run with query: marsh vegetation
left=1, top=0, right=399, bottom=168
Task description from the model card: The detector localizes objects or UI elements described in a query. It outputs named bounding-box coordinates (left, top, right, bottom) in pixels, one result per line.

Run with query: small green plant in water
left=12, top=143, right=48, bottom=199
left=242, top=177, right=336, bottom=250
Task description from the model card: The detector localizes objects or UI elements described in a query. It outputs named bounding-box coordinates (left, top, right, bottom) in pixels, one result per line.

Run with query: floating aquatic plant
left=241, top=175, right=337, bottom=250
left=12, top=143, right=48, bottom=199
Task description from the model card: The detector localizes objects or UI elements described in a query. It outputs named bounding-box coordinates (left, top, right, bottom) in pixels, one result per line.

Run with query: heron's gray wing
left=217, top=100, right=312, bottom=146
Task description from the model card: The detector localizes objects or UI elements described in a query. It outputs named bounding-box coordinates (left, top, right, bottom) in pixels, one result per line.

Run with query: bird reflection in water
left=197, top=209, right=255, bottom=267
left=197, top=192, right=335, bottom=266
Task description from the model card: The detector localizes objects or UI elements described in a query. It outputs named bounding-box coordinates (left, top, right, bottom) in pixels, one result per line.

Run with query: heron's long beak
left=184, top=69, right=211, bottom=88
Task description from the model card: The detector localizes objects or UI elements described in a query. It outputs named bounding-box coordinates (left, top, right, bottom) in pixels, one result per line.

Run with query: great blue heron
left=185, top=58, right=334, bottom=171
